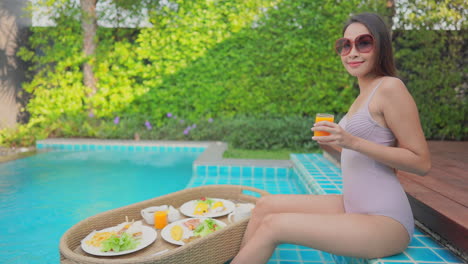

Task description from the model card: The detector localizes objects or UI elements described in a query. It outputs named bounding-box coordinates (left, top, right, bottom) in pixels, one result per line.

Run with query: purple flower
left=208, top=118, right=213, bottom=123
left=113, top=116, right=120, bottom=124
left=179, top=119, right=185, bottom=124
left=88, top=112, right=94, bottom=118
left=145, top=120, right=152, bottom=130
left=183, top=129, right=189, bottom=135
left=167, top=112, right=173, bottom=118
left=191, top=124, right=197, bottom=129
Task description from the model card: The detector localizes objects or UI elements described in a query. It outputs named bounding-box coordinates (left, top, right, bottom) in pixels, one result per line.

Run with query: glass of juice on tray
left=154, top=211, right=168, bottom=229
left=314, top=113, right=334, bottom=137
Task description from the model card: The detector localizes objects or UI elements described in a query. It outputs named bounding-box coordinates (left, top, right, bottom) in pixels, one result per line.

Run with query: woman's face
left=341, top=23, right=376, bottom=78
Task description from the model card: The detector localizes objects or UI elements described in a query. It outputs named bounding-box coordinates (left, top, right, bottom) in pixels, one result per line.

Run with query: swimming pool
left=0, top=147, right=200, bottom=263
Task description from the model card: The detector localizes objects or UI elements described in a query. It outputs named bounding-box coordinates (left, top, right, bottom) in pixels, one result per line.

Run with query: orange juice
left=154, top=211, right=168, bottom=229
left=314, top=113, right=334, bottom=137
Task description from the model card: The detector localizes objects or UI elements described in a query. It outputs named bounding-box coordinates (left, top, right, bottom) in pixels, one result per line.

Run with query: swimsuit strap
left=365, top=78, right=384, bottom=107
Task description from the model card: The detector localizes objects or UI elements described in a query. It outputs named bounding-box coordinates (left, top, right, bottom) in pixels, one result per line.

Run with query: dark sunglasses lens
left=336, top=39, right=351, bottom=55
left=356, top=35, right=373, bottom=53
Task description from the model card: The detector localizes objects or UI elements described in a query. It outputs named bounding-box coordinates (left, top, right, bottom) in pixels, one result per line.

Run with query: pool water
left=0, top=150, right=199, bottom=264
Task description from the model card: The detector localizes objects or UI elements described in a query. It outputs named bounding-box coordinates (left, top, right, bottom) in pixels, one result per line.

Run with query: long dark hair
left=343, top=13, right=397, bottom=77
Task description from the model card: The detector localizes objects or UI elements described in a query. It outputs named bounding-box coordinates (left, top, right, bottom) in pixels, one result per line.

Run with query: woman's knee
left=252, top=195, right=276, bottom=217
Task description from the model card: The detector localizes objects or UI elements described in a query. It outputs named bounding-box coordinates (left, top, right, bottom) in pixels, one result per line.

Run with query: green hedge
left=1, top=0, right=465, bottom=148
left=394, top=29, right=467, bottom=140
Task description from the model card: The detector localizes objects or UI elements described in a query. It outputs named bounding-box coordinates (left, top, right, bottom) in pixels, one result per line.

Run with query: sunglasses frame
left=335, top=34, right=375, bottom=56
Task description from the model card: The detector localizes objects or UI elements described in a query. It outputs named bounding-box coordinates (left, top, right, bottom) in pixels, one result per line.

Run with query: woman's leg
left=232, top=212, right=410, bottom=264
left=242, top=194, right=344, bottom=247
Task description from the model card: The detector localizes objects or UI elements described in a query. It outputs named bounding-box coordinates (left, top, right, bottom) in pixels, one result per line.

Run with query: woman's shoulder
left=379, top=76, right=409, bottom=97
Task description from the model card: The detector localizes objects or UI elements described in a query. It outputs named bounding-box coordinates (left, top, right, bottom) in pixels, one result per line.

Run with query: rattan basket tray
left=60, top=185, right=269, bottom=264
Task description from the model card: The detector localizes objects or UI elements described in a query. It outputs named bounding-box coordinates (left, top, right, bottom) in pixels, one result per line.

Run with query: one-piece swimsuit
left=338, top=80, right=414, bottom=240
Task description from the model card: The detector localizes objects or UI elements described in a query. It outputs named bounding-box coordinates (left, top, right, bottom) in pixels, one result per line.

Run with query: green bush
left=394, top=29, right=467, bottom=140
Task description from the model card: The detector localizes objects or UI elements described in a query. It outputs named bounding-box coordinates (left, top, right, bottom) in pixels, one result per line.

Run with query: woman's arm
left=313, top=78, right=431, bottom=176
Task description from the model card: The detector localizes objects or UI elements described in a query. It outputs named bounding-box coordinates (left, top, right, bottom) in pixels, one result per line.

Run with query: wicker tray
left=60, top=185, right=269, bottom=264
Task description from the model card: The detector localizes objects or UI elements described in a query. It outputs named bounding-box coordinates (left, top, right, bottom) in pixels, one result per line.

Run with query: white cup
left=141, top=205, right=168, bottom=225
left=228, top=203, right=255, bottom=223
left=141, top=205, right=181, bottom=224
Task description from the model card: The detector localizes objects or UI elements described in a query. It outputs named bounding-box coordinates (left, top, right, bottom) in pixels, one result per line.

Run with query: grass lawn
left=223, top=147, right=319, bottom=160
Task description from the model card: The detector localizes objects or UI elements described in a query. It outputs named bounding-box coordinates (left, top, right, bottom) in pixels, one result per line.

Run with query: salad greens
left=197, top=197, right=215, bottom=207
left=193, top=219, right=222, bottom=237
left=101, top=232, right=140, bottom=252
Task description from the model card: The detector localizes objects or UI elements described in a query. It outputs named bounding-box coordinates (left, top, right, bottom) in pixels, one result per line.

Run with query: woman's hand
left=311, top=121, right=359, bottom=150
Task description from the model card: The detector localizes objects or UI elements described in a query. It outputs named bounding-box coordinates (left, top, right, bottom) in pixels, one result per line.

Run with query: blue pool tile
left=230, top=179, right=241, bottom=185
left=220, top=167, right=230, bottom=177
left=242, top=167, right=253, bottom=177
left=254, top=183, right=265, bottom=189
left=279, top=250, right=301, bottom=261
left=277, top=168, right=288, bottom=177
left=241, top=179, right=253, bottom=186
left=417, top=236, right=444, bottom=248
left=321, top=252, right=334, bottom=262
left=381, top=252, right=410, bottom=261
left=300, top=250, right=322, bottom=261
left=204, top=179, right=217, bottom=184
left=266, top=167, right=276, bottom=176
left=433, top=249, right=463, bottom=263
left=253, top=167, right=264, bottom=176
left=408, top=237, right=425, bottom=247
left=231, top=167, right=241, bottom=177
left=324, top=189, right=341, bottom=194
left=127, top=146, right=135, bottom=151
left=405, top=247, right=444, bottom=262
left=278, top=244, right=297, bottom=250
left=218, top=179, right=229, bottom=184
left=135, top=146, right=143, bottom=151
left=413, top=228, right=424, bottom=236
left=379, top=260, right=418, bottom=264
left=196, top=166, right=206, bottom=176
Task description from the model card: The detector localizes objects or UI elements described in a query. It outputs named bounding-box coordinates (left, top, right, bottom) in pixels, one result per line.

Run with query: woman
left=230, top=12, right=430, bottom=264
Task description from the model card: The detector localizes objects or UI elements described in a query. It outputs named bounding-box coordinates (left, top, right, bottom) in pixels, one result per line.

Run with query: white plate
left=179, top=198, right=235, bottom=218
left=160, top=218, right=226, bottom=246
left=81, top=225, right=157, bottom=256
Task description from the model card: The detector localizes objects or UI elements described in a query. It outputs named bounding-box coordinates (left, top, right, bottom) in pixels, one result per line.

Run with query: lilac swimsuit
left=338, top=81, right=414, bottom=239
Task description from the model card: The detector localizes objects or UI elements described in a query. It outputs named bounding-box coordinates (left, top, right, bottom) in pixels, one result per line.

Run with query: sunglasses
left=335, top=34, right=374, bottom=56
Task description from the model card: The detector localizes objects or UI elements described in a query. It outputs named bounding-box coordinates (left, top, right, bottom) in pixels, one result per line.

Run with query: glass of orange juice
left=314, top=113, right=334, bottom=137
left=154, top=211, right=168, bottom=229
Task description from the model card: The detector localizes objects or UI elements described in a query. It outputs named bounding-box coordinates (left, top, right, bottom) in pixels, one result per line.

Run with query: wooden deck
left=319, top=141, right=468, bottom=254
